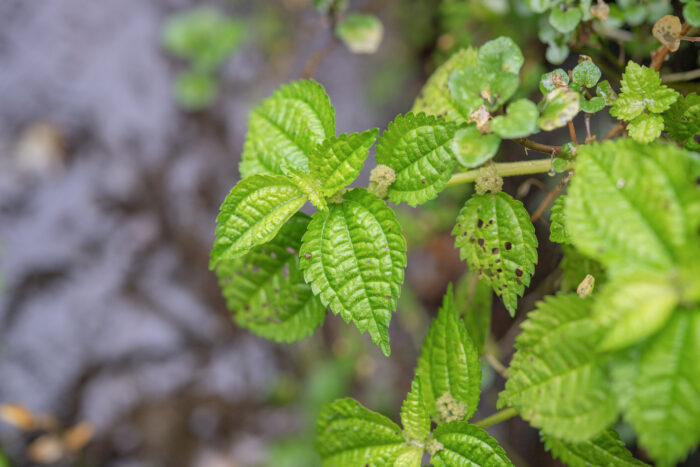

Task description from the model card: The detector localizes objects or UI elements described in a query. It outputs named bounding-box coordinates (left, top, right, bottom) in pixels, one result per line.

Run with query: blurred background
left=0, top=0, right=697, bottom=466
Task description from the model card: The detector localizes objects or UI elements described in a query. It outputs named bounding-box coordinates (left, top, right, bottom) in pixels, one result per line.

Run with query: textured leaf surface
left=542, top=429, right=648, bottom=467
left=431, top=422, right=514, bottom=467
left=309, top=129, right=379, bottom=195
left=571, top=60, right=601, bottom=89
left=453, top=192, right=538, bottom=315
left=216, top=213, right=325, bottom=342
left=499, top=294, right=618, bottom=442
left=549, top=6, right=582, bottom=33
left=593, top=273, right=678, bottom=352
left=416, top=286, right=481, bottom=422
left=240, top=79, right=335, bottom=177
left=210, top=174, right=307, bottom=267
left=663, top=92, right=700, bottom=147
left=316, top=398, right=405, bottom=466
left=559, top=244, right=606, bottom=294
left=400, top=376, right=430, bottom=442
left=452, top=125, right=500, bottom=168
left=609, top=62, right=678, bottom=122
left=454, top=271, right=493, bottom=353
left=375, top=113, right=457, bottom=206
left=300, top=189, right=406, bottom=356
left=283, top=166, right=327, bottom=211
left=611, top=309, right=700, bottom=466
left=627, top=113, right=664, bottom=143
left=565, top=139, right=700, bottom=276
left=412, top=48, right=478, bottom=123
left=549, top=195, right=570, bottom=244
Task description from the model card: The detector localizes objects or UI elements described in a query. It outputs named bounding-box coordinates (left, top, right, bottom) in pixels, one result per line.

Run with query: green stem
left=446, top=159, right=574, bottom=187
left=474, top=407, right=518, bottom=429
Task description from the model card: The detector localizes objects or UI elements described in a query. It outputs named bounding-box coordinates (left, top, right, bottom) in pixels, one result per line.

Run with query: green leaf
left=545, top=41, right=570, bottom=65
left=565, top=139, right=700, bottom=276
left=335, top=13, right=384, bottom=54
left=539, top=68, right=569, bottom=94
left=416, top=285, right=481, bottom=422
left=527, top=0, right=552, bottom=13
left=453, top=192, right=538, bottom=315
left=215, top=213, right=326, bottom=342
left=454, top=270, right=493, bottom=353
left=593, top=272, right=678, bottom=352
left=173, top=70, right=218, bottom=110
left=240, top=79, right=335, bottom=177
left=478, top=36, right=524, bottom=75
left=430, top=422, right=514, bottom=467
left=490, top=99, right=539, bottom=138
left=572, top=60, right=601, bottom=89
left=611, top=309, right=700, bottom=466
left=309, top=129, right=379, bottom=195
left=316, top=398, right=405, bottom=466
left=400, top=375, right=430, bottom=442
left=499, top=294, right=618, bottom=442
left=300, top=188, right=406, bottom=356
left=609, top=62, right=678, bottom=121
left=162, top=7, right=244, bottom=70
left=541, top=429, right=649, bottom=467
left=452, top=125, right=501, bottom=168
left=210, top=174, right=307, bottom=268
left=549, top=6, right=583, bottom=33
left=596, top=80, right=617, bottom=105
left=391, top=447, right=423, bottom=467
left=627, top=113, right=664, bottom=143
left=580, top=96, right=606, bottom=114
left=412, top=48, right=479, bottom=124
left=549, top=195, right=570, bottom=244
left=375, top=113, right=457, bottom=207
left=663, top=92, right=700, bottom=147
left=283, top=166, right=327, bottom=211
left=538, top=87, right=580, bottom=131
left=683, top=1, right=700, bottom=27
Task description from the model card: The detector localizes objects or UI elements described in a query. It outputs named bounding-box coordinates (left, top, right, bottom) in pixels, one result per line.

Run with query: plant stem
left=446, top=159, right=573, bottom=187
left=662, top=68, right=700, bottom=83
left=513, top=138, right=561, bottom=155
left=567, top=121, right=578, bottom=145
left=474, top=408, right=518, bottom=429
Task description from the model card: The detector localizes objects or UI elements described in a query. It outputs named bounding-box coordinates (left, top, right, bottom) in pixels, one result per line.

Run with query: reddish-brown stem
left=302, top=40, right=340, bottom=79
left=568, top=121, right=578, bottom=145
left=513, top=138, right=561, bottom=155
left=650, top=22, right=692, bottom=71
left=603, top=121, right=626, bottom=141
left=530, top=172, right=573, bottom=223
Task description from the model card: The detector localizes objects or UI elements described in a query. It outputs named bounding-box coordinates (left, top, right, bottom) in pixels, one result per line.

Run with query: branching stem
left=446, top=159, right=573, bottom=187
left=513, top=138, right=561, bottom=155
left=474, top=408, right=518, bottom=429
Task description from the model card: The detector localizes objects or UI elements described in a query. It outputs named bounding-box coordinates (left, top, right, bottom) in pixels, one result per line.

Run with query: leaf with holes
left=375, top=113, right=458, bottom=206
left=316, top=398, right=405, bottom=466
left=300, top=188, right=406, bottom=356
left=611, top=309, right=700, bottom=466
left=541, top=429, right=649, bottom=467
left=240, top=79, right=335, bottom=177
left=416, top=285, right=481, bottom=422
left=215, top=213, right=325, bottom=342
left=499, top=294, right=618, bottom=442
left=565, top=139, right=700, bottom=276
left=431, top=422, right=514, bottom=467
left=412, top=48, right=478, bottom=124
left=309, top=129, right=379, bottom=196
left=210, top=174, right=307, bottom=268
left=453, top=192, right=538, bottom=315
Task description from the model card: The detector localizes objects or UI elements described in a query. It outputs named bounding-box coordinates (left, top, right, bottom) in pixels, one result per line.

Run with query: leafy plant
left=212, top=4, right=700, bottom=466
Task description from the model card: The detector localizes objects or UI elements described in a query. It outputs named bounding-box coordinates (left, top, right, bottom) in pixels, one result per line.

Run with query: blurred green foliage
left=162, top=7, right=245, bottom=110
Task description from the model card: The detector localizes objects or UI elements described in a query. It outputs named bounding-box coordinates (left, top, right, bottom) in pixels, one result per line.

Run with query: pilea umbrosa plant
left=210, top=3, right=700, bottom=466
